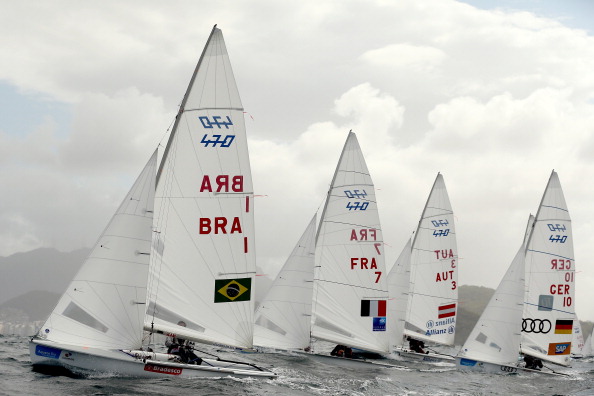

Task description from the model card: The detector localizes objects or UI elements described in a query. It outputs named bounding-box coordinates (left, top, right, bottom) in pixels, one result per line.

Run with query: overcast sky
left=1, top=0, right=594, bottom=320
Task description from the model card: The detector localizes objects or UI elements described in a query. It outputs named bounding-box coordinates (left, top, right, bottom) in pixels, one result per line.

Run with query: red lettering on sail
left=199, top=217, right=243, bottom=234
left=434, top=249, right=454, bottom=259
left=550, top=284, right=570, bottom=295
left=349, top=228, right=377, bottom=241
left=350, top=257, right=378, bottom=270
left=199, top=175, right=244, bottom=192
left=551, top=259, right=571, bottom=270
left=436, top=270, right=454, bottom=282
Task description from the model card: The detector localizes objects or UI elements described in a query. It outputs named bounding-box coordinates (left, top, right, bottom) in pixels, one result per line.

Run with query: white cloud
left=2, top=0, right=594, bottom=320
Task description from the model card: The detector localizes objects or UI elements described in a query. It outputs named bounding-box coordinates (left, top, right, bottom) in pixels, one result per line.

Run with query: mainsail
left=253, top=215, right=317, bottom=350
left=404, top=173, right=458, bottom=345
left=311, top=131, right=389, bottom=354
left=37, top=150, right=157, bottom=349
left=146, top=26, right=256, bottom=349
left=521, top=171, right=575, bottom=367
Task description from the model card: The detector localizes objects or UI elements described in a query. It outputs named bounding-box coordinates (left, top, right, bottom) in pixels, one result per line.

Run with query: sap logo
left=556, top=344, right=569, bottom=354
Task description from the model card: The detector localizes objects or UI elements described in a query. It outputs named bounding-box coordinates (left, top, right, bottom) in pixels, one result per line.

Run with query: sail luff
left=315, top=131, right=353, bottom=245
left=156, top=24, right=218, bottom=185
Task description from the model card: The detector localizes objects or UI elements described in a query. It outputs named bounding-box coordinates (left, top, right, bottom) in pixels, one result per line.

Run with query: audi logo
left=522, top=318, right=551, bottom=334
left=500, top=365, right=517, bottom=373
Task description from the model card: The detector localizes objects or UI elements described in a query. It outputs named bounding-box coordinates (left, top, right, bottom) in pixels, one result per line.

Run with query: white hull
left=395, top=347, right=455, bottom=364
left=455, top=357, right=563, bottom=376
left=30, top=339, right=276, bottom=379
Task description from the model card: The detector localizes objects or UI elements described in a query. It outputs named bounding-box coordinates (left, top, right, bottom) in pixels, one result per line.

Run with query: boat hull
left=395, top=347, right=454, bottom=364
left=455, top=357, right=563, bottom=376
left=29, top=339, right=276, bottom=379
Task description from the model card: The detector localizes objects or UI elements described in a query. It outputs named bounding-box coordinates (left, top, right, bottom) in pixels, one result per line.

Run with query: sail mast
left=156, top=24, right=218, bottom=185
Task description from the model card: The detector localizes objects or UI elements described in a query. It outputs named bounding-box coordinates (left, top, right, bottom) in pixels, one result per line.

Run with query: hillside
left=455, top=285, right=494, bottom=345
left=0, top=247, right=88, bottom=304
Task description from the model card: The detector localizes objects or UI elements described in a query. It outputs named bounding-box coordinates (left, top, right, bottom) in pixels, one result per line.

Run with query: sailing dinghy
left=30, top=26, right=276, bottom=379
left=307, top=131, right=396, bottom=369
left=521, top=171, right=575, bottom=370
left=388, top=173, right=457, bottom=363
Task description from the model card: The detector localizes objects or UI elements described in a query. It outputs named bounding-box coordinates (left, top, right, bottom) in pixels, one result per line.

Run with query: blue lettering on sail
left=431, top=219, right=449, bottom=227
left=433, top=229, right=450, bottom=237
left=346, top=201, right=369, bottom=211
left=201, top=134, right=235, bottom=148
left=547, top=224, right=566, bottom=232
left=344, top=190, right=367, bottom=199
left=549, top=235, right=567, bottom=243
left=199, top=115, right=233, bottom=129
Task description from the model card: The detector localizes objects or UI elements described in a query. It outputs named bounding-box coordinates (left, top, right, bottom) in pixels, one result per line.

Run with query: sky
left=1, top=0, right=594, bottom=320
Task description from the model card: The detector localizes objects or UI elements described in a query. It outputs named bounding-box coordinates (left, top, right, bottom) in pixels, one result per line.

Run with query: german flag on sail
left=360, top=300, right=387, bottom=317
left=214, top=278, right=251, bottom=303
left=438, top=303, right=456, bottom=319
left=554, top=319, right=573, bottom=334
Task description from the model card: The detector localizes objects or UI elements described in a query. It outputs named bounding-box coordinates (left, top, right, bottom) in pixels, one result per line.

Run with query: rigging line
left=408, top=291, right=456, bottom=301
left=526, top=249, right=573, bottom=261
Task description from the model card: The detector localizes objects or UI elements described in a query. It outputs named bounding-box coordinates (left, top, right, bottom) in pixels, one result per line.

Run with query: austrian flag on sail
left=438, top=303, right=456, bottom=319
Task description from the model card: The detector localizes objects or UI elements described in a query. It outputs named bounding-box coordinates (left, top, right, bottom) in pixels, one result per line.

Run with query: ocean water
left=2, top=334, right=594, bottom=396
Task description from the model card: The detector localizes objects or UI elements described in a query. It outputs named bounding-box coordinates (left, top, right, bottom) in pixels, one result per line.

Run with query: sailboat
left=521, top=171, right=575, bottom=369
left=455, top=215, right=533, bottom=374
left=308, top=131, right=392, bottom=367
left=388, top=173, right=457, bottom=362
left=253, top=215, right=317, bottom=351
left=457, top=170, right=575, bottom=376
left=30, top=26, right=276, bottom=379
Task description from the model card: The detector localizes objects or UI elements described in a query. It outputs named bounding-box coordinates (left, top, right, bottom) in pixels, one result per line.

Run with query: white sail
left=458, top=245, right=526, bottom=365
left=404, top=173, right=458, bottom=345
left=36, top=150, right=157, bottom=349
left=253, top=215, right=316, bottom=350
left=146, top=26, right=256, bottom=349
left=521, top=171, right=575, bottom=367
left=387, top=238, right=412, bottom=350
left=583, top=328, right=593, bottom=357
left=311, top=131, right=389, bottom=354
left=571, top=320, right=585, bottom=358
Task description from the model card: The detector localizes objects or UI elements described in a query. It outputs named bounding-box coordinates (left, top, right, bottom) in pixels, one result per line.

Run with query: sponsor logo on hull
left=35, top=345, right=61, bottom=359
left=144, top=364, right=183, bottom=375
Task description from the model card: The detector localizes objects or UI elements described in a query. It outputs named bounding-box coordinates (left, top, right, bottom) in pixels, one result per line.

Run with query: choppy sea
left=2, top=334, right=594, bottom=395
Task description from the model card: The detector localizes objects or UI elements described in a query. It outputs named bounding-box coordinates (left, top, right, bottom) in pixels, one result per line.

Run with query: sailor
left=523, top=355, right=543, bottom=370
left=407, top=336, right=428, bottom=354
left=330, top=344, right=347, bottom=357
left=165, top=321, right=202, bottom=365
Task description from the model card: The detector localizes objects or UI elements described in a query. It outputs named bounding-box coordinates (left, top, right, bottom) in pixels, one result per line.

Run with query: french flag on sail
left=438, top=303, right=456, bottom=319
left=361, top=300, right=387, bottom=317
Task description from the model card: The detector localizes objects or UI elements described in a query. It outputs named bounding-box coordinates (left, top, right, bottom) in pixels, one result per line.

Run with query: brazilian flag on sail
left=214, top=278, right=252, bottom=303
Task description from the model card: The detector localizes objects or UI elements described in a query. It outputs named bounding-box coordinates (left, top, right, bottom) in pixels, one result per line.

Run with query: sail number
left=434, top=249, right=457, bottom=290
left=350, top=257, right=382, bottom=283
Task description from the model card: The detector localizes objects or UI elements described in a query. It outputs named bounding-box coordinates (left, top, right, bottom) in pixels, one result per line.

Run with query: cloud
left=2, top=0, right=594, bottom=319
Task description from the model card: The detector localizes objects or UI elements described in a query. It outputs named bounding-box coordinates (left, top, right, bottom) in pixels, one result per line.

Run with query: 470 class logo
left=522, top=318, right=551, bottom=334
